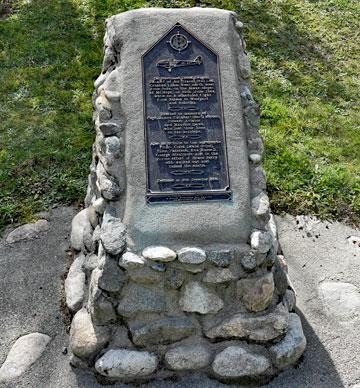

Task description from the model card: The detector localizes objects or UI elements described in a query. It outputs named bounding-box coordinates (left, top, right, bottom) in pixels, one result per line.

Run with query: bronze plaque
left=142, top=23, right=231, bottom=203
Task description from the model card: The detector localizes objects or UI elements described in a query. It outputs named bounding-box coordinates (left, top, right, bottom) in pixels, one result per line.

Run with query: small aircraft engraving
left=157, top=56, right=203, bottom=72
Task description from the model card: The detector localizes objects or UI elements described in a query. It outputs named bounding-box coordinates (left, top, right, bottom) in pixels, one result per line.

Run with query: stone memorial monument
left=66, top=7, right=306, bottom=384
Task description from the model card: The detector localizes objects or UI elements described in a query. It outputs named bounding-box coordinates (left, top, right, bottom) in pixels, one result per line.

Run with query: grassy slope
left=0, top=0, right=359, bottom=231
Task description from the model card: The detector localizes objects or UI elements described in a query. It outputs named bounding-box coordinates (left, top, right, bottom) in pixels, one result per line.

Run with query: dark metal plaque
left=142, top=23, right=231, bottom=203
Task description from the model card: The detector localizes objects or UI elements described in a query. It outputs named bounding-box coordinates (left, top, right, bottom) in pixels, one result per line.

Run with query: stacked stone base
left=66, top=212, right=306, bottom=384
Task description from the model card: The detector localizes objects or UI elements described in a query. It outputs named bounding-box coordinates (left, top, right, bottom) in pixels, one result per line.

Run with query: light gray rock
left=0, top=333, right=51, bottom=382
left=97, top=101, right=109, bottom=118
left=177, top=247, right=206, bottom=264
left=102, top=68, right=121, bottom=95
left=263, top=246, right=277, bottom=267
left=95, top=349, right=158, bottom=378
left=89, top=292, right=117, bottom=326
left=250, top=231, right=273, bottom=254
left=102, top=47, right=116, bottom=72
left=85, top=161, right=100, bottom=193
left=100, top=210, right=126, bottom=255
left=82, top=222, right=94, bottom=253
left=250, top=166, right=267, bottom=195
left=206, top=303, right=289, bottom=341
left=179, top=281, right=224, bottom=314
left=128, top=266, right=161, bottom=285
left=88, top=268, right=117, bottom=325
left=65, top=253, right=86, bottom=312
left=273, top=258, right=290, bottom=295
left=165, top=268, right=185, bottom=289
left=96, top=93, right=112, bottom=121
left=203, top=268, right=237, bottom=283
left=87, top=206, right=98, bottom=228
left=83, top=253, right=99, bottom=272
left=244, top=105, right=260, bottom=133
left=117, top=283, right=166, bottom=318
left=97, top=242, right=105, bottom=260
left=118, top=251, right=145, bottom=269
left=249, top=153, right=262, bottom=164
left=108, top=325, right=133, bottom=349
left=96, top=162, right=121, bottom=200
left=84, top=189, right=94, bottom=210
left=240, top=250, right=257, bottom=271
left=131, top=317, right=195, bottom=346
left=92, top=224, right=101, bottom=245
left=266, top=214, right=279, bottom=254
left=248, top=137, right=264, bottom=155
left=93, top=197, right=106, bottom=214
left=251, top=192, right=270, bottom=219
left=207, top=250, right=233, bottom=268
left=142, top=246, right=177, bottom=262
left=98, top=256, right=125, bottom=293
left=238, top=54, right=251, bottom=79
left=283, top=289, right=296, bottom=311
left=236, top=18, right=245, bottom=31
left=212, top=346, right=271, bottom=378
left=277, top=254, right=288, bottom=272
left=103, top=136, right=123, bottom=160
left=270, top=313, right=306, bottom=369
left=318, top=281, right=360, bottom=320
left=71, top=209, right=91, bottom=251
left=240, top=86, right=253, bottom=107
left=256, top=251, right=268, bottom=267
left=97, top=136, right=124, bottom=176
left=6, top=219, right=49, bottom=244
left=69, top=353, right=88, bottom=369
left=180, top=263, right=205, bottom=273
left=165, top=343, right=211, bottom=370
left=237, top=272, right=274, bottom=312
left=98, top=122, right=123, bottom=137
left=94, top=73, right=106, bottom=89
left=70, top=308, right=110, bottom=359
left=105, top=90, right=121, bottom=101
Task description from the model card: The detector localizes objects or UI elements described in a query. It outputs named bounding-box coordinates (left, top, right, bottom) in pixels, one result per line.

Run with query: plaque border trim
left=141, top=22, right=232, bottom=204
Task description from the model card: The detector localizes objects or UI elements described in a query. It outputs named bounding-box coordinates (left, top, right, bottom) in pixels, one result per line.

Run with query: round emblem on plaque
left=169, top=32, right=189, bottom=52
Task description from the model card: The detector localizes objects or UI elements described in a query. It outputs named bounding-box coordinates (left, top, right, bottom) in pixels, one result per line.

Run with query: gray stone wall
left=67, top=7, right=306, bottom=385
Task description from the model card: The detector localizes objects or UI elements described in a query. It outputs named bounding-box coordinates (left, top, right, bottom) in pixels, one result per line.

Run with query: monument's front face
left=67, top=8, right=306, bottom=385
left=113, top=9, right=251, bottom=249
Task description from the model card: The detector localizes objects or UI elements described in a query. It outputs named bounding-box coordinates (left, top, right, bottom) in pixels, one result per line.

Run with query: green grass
left=0, top=0, right=359, bottom=231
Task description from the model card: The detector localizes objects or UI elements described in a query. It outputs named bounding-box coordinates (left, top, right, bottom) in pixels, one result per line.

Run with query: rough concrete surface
left=114, top=8, right=252, bottom=248
left=0, top=207, right=359, bottom=387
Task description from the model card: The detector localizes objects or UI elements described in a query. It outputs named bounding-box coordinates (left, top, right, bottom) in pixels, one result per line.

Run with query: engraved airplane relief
left=157, top=56, right=203, bottom=72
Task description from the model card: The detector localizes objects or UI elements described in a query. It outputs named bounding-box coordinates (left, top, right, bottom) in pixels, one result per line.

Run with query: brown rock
left=237, top=272, right=274, bottom=312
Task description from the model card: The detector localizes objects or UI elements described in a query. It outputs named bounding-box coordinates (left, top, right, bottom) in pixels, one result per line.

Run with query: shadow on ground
left=268, top=308, right=344, bottom=388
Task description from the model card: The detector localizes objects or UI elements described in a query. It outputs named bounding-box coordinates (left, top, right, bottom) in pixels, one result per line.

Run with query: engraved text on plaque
left=142, top=23, right=231, bottom=203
